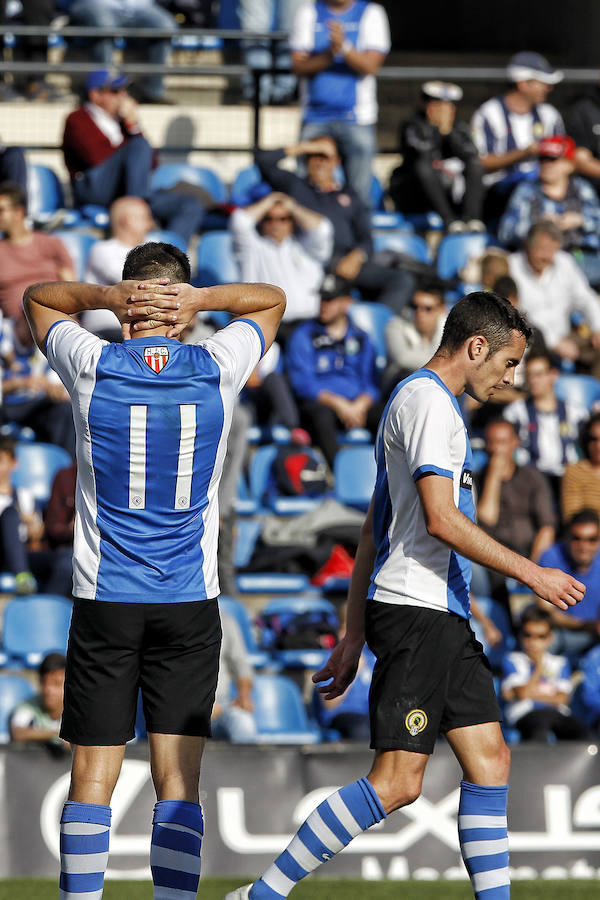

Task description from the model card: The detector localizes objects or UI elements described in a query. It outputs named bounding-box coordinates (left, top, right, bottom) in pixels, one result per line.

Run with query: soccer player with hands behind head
left=22, top=242, right=285, bottom=900
left=225, top=291, right=584, bottom=900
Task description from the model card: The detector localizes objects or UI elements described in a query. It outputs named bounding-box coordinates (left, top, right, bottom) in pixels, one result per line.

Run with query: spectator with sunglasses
left=499, top=135, right=600, bottom=287
left=501, top=604, right=589, bottom=742
left=383, top=280, right=447, bottom=393
left=229, top=190, right=333, bottom=340
left=537, top=510, right=600, bottom=665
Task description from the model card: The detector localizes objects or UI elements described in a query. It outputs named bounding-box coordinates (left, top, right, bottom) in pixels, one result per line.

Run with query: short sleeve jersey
left=368, top=369, right=474, bottom=618
left=45, top=318, right=264, bottom=603
left=470, top=97, right=565, bottom=186
left=291, top=1, right=390, bottom=126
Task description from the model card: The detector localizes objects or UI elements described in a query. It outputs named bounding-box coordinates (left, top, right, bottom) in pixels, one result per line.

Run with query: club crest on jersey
left=143, top=346, right=169, bottom=373
left=405, top=709, right=428, bottom=736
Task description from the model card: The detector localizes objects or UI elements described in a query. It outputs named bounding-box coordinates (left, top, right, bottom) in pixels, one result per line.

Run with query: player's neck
left=129, top=326, right=174, bottom=341
left=424, top=354, right=465, bottom=396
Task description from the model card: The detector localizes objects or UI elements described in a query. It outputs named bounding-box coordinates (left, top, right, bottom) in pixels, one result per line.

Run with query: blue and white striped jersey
left=46, top=318, right=264, bottom=603
left=291, top=1, right=390, bottom=126
left=368, top=369, right=474, bottom=618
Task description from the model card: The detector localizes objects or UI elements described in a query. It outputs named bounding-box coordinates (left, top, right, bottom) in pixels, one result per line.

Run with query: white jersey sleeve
left=392, top=379, right=461, bottom=482
left=45, top=320, right=107, bottom=394
left=290, top=3, right=317, bottom=53
left=358, top=3, right=391, bottom=53
left=199, top=318, right=264, bottom=394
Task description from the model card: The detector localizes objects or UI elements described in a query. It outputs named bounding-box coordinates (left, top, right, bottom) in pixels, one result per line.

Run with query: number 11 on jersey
left=129, top=404, right=197, bottom=510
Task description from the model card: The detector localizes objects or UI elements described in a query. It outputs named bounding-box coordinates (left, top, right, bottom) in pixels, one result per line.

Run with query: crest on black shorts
left=405, top=709, right=428, bottom=736
left=143, top=346, right=169, bottom=373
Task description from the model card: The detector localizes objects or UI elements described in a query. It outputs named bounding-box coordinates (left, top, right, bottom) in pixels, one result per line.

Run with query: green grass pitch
left=2, top=879, right=600, bottom=899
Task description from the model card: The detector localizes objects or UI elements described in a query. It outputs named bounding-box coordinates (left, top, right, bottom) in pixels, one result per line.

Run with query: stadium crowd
left=3, top=3, right=600, bottom=749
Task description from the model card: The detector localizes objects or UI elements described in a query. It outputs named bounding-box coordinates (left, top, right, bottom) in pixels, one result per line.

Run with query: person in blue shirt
left=290, top=0, right=390, bottom=206
left=501, top=604, right=589, bottom=741
left=538, top=509, right=600, bottom=665
left=23, top=244, right=285, bottom=900
left=285, top=273, right=382, bottom=467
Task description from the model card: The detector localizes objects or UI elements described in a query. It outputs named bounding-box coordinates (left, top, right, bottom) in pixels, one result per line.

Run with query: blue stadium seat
left=371, top=212, right=409, bottom=230
left=219, top=595, right=271, bottom=668
left=402, top=211, right=445, bottom=232
left=236, top=573, right=314, bottom=594
left=145, top=229, right=188, bottom=254
left=338, top=428, right=372, bottom=446
left=27, top=164, right=82, bottom=228
left=370, top=174, right=386, bottom=211
left=12, top=443, right=72, bottom=507
left=347, top=301, right=394, bottom=368
left=250, top=674, right=321, bottom=743
left=436, top=233, right=490, bottom=281
left=232, top=518, right=262, bottom=568
left=52, top=231, right=97, bottom=280
left=554, top=374, right=600, bottom=410
left=195, top=232, right=241, bottom=286
left=0, top=674, right=35, bottom=743
left=230, top=165, right=270, bottom=208
left=247, top=443, right=325, bottom=515
left=372, top=230, right=431, bottom=263
left=2, top=595, right=72, bottom=668
left=78, top=204, right=110, bottom=229
left=150, top=163, right=228, bottom=204
left=258, top=595, right=339, bottom=669
left=471, top=447, right=489, bottom=473
left=333, top=445, right=376, bottom=511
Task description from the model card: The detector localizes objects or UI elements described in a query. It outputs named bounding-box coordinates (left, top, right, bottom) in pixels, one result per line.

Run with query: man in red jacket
left=62, top=69, right=205, bottom=243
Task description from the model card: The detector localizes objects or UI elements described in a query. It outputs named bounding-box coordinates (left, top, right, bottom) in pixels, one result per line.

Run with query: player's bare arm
left=313, top=498, right=376, bottom=700
left=23, top=279, right=181, bottom=350
left=128, top=281, right=286, bottom=351
left=417, top=473, right=586, bottom=611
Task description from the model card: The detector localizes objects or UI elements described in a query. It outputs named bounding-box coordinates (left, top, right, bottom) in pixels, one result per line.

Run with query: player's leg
left=147, top=733, right=206, bottom=900
left=446, top=716, right=511, bottom=897
left=60, top=745, right=126, bottom=900
left=59, top=599, right=143, bottom=900
left=142, top=599, right=221, bottom=900
left=226, top=749, right=428, bottom=900
left=229, top=771, right=389, bottom=900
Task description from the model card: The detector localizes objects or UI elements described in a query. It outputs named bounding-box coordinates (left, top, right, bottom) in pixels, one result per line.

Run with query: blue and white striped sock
left=249, top=777, right=385, bottom=900
left=59, top=800, right=111, bottom=900
left=458, top=781, right=510, bottom=899
left=150, top=800, right=203, bottom=899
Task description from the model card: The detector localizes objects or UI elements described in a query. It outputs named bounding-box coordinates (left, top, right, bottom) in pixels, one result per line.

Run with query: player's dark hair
left=579, top=412, right=600, bottom=461
left=492, top=275, right=518, bottom=300
left=569, top=509, right=600, bottom=531
left=0, top=436, right=17, bottom=459
left=0, top=180, right=26, bottom=212
left=519, top=604, right=553, bottom=632
left=39, top=652, right=66, bottom=678
left=122, top=242, right=191, bottom=284
left=437, top=291, right=531, bottom=358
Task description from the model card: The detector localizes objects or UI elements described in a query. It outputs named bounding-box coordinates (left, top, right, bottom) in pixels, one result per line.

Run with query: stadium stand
left=0, top=674, right=35, bottom=742
left=1, top=595, right=72, bottom=668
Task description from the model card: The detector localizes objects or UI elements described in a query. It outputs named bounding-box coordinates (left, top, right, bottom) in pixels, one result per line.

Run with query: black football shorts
left=61, top=597, right=222, bottom=745
left=365, top=600, right=501, bottom=754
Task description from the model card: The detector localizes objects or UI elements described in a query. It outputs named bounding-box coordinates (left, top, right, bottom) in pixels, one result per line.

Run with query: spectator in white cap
left=390, top=80, right=485, bottom=232
left=471, top=51, right=564, bottom=221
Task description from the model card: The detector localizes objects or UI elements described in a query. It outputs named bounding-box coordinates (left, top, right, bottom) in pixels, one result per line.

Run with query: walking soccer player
left=224, top=291, right=585, bottom=900
left=23, top=242, right=285, bottom=900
